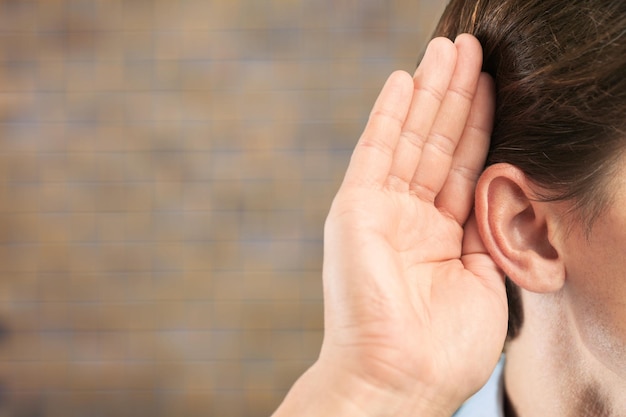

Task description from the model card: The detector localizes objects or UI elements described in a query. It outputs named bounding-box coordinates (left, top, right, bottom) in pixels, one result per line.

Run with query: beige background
left=0, top=1, right=445, bottom=416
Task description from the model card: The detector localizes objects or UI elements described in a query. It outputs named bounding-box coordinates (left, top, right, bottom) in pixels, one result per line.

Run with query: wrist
left=272, top=360, right=457, bottom=417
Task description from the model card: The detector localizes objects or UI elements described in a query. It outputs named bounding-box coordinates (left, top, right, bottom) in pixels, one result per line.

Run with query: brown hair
left=433, top=0, right=626, bottom=339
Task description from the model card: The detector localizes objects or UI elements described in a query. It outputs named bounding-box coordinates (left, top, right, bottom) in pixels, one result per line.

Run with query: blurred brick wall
left=0, top=1, right=445, bottom=416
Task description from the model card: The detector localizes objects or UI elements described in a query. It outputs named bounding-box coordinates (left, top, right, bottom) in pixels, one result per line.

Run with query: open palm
left=319, top=35, right=508, bottom=413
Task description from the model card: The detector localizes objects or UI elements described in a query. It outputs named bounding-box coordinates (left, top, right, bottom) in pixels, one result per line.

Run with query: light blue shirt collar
left=453, top=357, right=505, bottom=417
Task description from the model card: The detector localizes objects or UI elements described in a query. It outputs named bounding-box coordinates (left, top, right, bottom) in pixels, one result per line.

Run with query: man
left=274, top=1, right=626, bottom=415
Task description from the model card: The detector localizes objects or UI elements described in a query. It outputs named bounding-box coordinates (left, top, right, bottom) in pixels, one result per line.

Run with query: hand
left=274, top=34, right=507, bottom=417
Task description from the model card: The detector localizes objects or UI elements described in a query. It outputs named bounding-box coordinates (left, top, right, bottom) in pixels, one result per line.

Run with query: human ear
left=474, top=163, right=565, bottom=293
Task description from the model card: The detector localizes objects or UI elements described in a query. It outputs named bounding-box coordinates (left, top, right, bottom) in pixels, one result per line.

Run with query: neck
left=503, top=290, right=626, bottom=417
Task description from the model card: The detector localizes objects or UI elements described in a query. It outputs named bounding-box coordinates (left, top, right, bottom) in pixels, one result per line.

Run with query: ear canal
left=475, top=163, right=566, bottom=294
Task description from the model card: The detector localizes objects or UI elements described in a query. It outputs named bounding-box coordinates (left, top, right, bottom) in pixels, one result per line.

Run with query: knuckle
left=409, top=182, right=437, bottom=202
left=451, top=164, right=481, bottom=183
left=426, top=131, right=457, bottom=157
left=358, top=135, right=395, bottom=157
left=448, top=84, right=475, bottom=102
left=385, top=174, right=409, bottom=192
left=369, top=108, right=405, bottom=127
left=416, top=84, right=446, bottom=103
left=399, top=130, right=427, bottom=151
left=464, top=122, right=491, bottom=138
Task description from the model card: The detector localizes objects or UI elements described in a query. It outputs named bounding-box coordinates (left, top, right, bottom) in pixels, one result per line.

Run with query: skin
left=500, top=160, right=626, bottom=417
left=272, top=34, right=507, bottom=417
left=273, top=22, right=626, bottom=417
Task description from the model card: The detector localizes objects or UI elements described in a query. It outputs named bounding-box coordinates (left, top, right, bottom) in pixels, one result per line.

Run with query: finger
left=342, top=70, right=414, bottom=188
left=386, top=37, right=457, bottom=190
left=435, top=72, right=495, bottom=225
left=410, top=34, right=483, bottom=201
left=462, top=213, right=505, bottom=284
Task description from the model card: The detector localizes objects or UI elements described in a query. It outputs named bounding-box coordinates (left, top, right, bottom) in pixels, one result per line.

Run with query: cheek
left=561, top=217, right=626, bottom=371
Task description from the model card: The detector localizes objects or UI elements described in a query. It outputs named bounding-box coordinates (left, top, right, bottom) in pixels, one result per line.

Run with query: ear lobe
left=474, top=163, right=565, bottom=293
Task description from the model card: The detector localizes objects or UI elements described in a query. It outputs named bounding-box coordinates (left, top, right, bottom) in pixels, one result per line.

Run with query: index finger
left=342, top=70, right=414, bottom=188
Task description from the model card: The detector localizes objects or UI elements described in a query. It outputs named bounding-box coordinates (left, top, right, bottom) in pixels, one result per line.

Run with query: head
left=433, top=0, right=626, bottom=370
